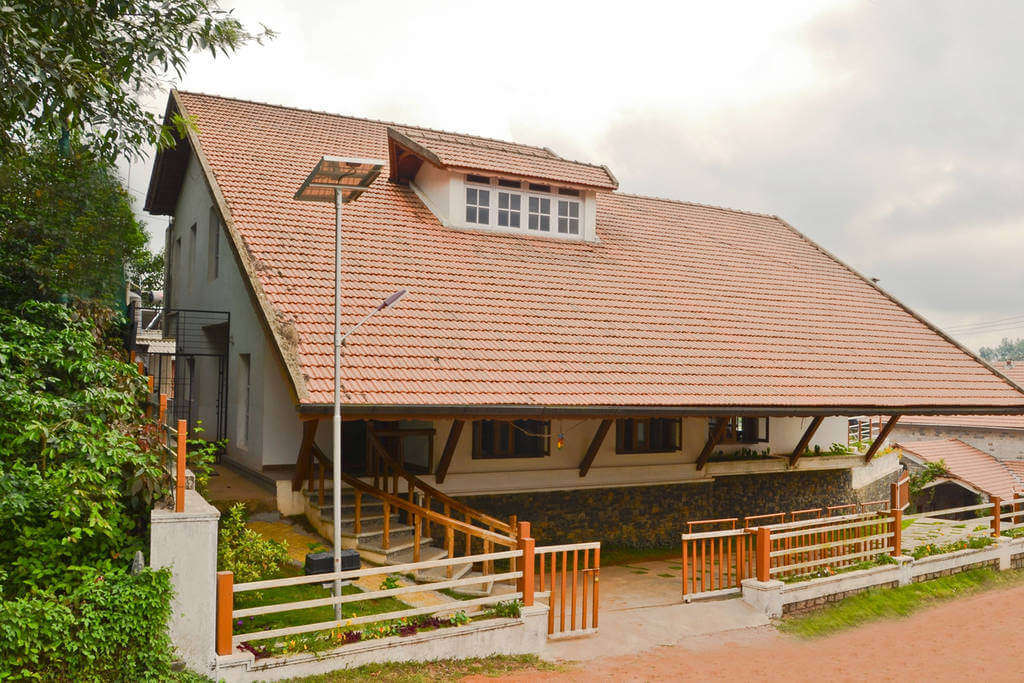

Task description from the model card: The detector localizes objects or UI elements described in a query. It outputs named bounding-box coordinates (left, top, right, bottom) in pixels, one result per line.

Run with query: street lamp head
left=378, top=289, right=407, bottom=311
left=294, top=155, right=386, bottom=204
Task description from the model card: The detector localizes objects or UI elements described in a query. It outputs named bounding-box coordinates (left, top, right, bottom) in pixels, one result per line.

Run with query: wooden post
left=216, top=571, right=233, bottom=656
left=353, top=491, right=362, bottom=535
left=517, top=521, right=535, bottom=607
left=413, top=514, right=421, bottom=563
left=991, top=496, right=1002, bottom=537
left=147, top=374, right=155, bottom=392
left=890, top=508, right=902, bottom=557
left=592, top=546, right=600, bottom=629
left=175, top=419, right=187, bottom=513
left=382, top=501, right=391, bottom=550
left=755, top=527, right=770, bottom=582
left=890, top=481, right=900, bottom=511
left=158, top=393, right=167, bottom=424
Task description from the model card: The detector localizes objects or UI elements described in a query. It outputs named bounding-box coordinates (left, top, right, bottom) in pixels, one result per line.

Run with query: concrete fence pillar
left=150, top=490, right=220, bottom=673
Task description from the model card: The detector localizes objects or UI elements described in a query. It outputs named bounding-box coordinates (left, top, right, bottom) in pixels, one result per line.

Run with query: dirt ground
left=482, top=583, right=1024, bottom=682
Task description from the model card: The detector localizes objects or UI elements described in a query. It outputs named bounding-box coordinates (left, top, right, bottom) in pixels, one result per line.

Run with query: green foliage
left=979, top=339, right=1024, bottom=363
left=217, top=503, right=289, bottom=582
left=379, top=574, right=401, bottom=591
left=0, top=302, right=165, bottom=593
left=186, top=420, right=223, bottom=497
left=0, top=1, right=273, bottom=159
left=778, top=568, right=1024, bottom=638
left=0, top=568, right=175, bottom=681
left=0, top=142, right=153, bottom=308
left=910, top=536, right=994, bottom=560
left=908, top=461, right=949, bottom=497
left=780, top=553, right=897, bottom=584
left=0, top=303, right=178, bottom=678
left=487, top=599, right=522, bottom=619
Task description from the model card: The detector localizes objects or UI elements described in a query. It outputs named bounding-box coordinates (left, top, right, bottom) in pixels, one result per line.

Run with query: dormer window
left=497, top=190, right=522, bottom=228
left=557, top=199, right=580, bottom=235
left=465, top=176, right=490, bottom=225
left=527, top=195, right=552, bottom=232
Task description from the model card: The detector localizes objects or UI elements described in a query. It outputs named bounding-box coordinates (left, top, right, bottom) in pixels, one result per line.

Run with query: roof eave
left=294, top=403, right=1024, bottom=419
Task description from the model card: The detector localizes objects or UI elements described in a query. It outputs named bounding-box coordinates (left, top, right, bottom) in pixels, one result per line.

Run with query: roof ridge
left=175, top=90, right=614, bottom=175
left=611, top=190, right=780, bottom=220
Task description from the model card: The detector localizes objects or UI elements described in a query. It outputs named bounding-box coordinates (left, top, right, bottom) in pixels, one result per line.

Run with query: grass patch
left=439, top=587, right=479, bottom=601
left=601, top=545, right=679, bottom=566
left=658, top=573, right=675, bottom=578
left=901, top=518, right=916, bottom=530
left=778, top=568, right=1024, bottom=638
left=278, top=654, right=564, bottom=681
left=234, top=565, right=410, bottom=637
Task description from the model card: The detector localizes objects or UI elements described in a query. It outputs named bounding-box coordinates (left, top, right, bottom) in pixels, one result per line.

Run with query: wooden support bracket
left=696, top=417, right=731, bottom=471
left=788, top=416, right=825, bottom=467
left=291, top=418, right=320, bottom=491
left=579, top=419, right=613, bottom=477
left=434, top=419, right=464, bottom=484
left=863, top=415, right=899, bottom=462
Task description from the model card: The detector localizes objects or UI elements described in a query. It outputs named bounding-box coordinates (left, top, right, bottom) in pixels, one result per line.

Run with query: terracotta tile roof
left=1003, top=460, right=1024, bottom=481
left=900, top=363, right=1024, bottom=430
left=159, top=91, right=1024, bottom=411
left=897, top=439, right=1022, bottom=499
left=389, top=126, right=617, bottom=189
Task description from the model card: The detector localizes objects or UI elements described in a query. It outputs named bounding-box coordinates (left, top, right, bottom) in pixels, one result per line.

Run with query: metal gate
left=129, top=305, right=230, bottom=448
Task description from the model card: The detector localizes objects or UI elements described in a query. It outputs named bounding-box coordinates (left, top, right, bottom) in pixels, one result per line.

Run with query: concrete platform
left=540, top=559, right=769, bottom=661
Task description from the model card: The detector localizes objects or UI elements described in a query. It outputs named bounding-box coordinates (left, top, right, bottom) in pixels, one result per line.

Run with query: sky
left=124, top=0, right=1024, bottom=353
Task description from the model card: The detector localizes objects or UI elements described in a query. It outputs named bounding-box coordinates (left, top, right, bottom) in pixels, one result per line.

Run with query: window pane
left=540, top=198, right=550, bottom=212
left=570, top=202, right=579, bottom=217
left=479, top=208, right=489, bottom=223
left=510, top=212, right=520, bottom=227
left=529, top=214, right=538, bottom=230
left=498, top=210, right=509, bottom=227
left=529, top=197, right=539, bottom=212
left=467, top=187, right=477, bottom=203
left=499, top=193, right=509, bottom=209
left=466, top=206, right=476, bottom=222
left=540, top=215, right=550, bottom=231
left=478, top=189, right=489, bottom=204
left=510, top=194, right=521, bottom=209
left=558, top=200, right=568, bottom=217
left=558, top=216, right=568, bottom=233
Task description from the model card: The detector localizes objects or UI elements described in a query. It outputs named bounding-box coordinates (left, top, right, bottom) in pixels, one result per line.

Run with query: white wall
left=168, top=154, right=300, bottom=471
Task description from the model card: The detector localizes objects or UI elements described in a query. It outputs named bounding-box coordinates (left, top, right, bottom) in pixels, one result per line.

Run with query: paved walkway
left=901, top=515, right=992, bottom=551
left=541, top=559, right=767, bottom=662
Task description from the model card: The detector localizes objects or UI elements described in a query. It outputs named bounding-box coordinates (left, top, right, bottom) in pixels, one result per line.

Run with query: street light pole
left=332, top=187, right=344, bottom=618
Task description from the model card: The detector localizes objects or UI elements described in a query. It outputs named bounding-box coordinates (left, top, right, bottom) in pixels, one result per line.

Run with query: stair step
left=415, top=561, right=474, bottom=583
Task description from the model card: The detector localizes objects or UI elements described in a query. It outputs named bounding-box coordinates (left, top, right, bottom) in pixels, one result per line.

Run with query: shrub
left=0, top=567, right=175, bottom=681
left=487, top=599, right=522, bottom=619
left=910, top=536, right=994, bottom=560
left=218, top=503, right=290, bottom=582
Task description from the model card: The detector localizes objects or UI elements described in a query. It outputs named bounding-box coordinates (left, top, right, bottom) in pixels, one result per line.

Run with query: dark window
left=473, top=419, right=549, bottom=459
left=528, top=182, right=551, bottom=192
left=558, top=187, right=581, bottom=197
left=710, top=417, right=768, bottom=444
left=616, top=418, right=681, bottom=453
left=497, top=178, right=522, bottom=188
left=467, top=174, right=491, bottom=184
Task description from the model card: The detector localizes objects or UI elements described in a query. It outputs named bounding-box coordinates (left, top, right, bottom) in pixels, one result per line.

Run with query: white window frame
left=464, top=177, right=491, bottom=226
left=496, top=189, right=523, bottom=229
left=557, top=198, right=581, bottom=235
left=460, top=174, right=586, bottom=240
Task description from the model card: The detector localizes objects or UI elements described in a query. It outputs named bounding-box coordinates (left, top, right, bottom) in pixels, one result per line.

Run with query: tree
left=0, top=1, right=273, bottom=159
left=979, top=338, right=1024, bottom=363
left=0, top=140, right=152, bottom=308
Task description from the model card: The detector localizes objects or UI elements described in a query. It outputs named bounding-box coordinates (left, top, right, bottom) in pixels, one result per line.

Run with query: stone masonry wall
left=461, top=468, right=900, bottom=548
left=782, top=581, right=899, bottom=616
left=912, top=558, right=999, bottom=583
left=893, top=425, right=1024, bottom=462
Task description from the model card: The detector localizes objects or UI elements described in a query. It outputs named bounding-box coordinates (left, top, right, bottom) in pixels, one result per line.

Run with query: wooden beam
left=434, top=420, right=464, bottom=484
left=864, top=415, right=900, bottom=462
left=578, top=419, right=613, bottom=477
left=696, top=418, right=731, bottom=471
left=788, top=416, right=825, bottom=467
left=290, top=418, right=320, bottom=491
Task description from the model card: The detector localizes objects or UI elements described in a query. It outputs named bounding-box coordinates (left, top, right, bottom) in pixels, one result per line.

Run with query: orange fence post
left=592, top=546, right=600, bottom=630
left=890, top=508, right=902, bottom=557
left=890, top=481, right=900, bottom=511
left=991, top=496, right=1002, bottom=537
left=216, top=571, right=234, bottom=656
left=517, top=521, right=535, bottom=607
left=175, top=419, right=187, bottom=513
left=755, top=527, right=771, bottom=582
left=158, top=393, right=167, bottom=424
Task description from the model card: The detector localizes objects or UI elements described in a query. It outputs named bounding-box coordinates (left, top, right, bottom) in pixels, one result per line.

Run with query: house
left=142, top=91, right=1024, bottom=551
left=897, top=438, right=1022, bottom=512
left=893, top=361, right=1024, bottom=461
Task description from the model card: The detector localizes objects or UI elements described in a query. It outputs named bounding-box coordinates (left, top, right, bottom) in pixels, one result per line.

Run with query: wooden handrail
left=309, top=443, right=515, bottom=548
left=366, top=430, right=513, bottom=535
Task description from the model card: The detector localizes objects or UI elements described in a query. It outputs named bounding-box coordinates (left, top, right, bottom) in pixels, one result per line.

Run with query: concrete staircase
left=300, top=487, right=498, bottom=595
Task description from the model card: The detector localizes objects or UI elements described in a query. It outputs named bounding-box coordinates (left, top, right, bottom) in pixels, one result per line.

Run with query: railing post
left=216, top=571, right=233, bottom=656
left=991, top=496, right=1002, bottom=538
left=890, top=508, right=902, bottom=557
left=175, top=419, right=187, bottom=513
left=890, top=481, right=900, bottom=511
left=158, top=393, right=167, bottom=425
left=517, top=521, right=534, bottom=607
left=755, top=527, right=771, bottom=582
